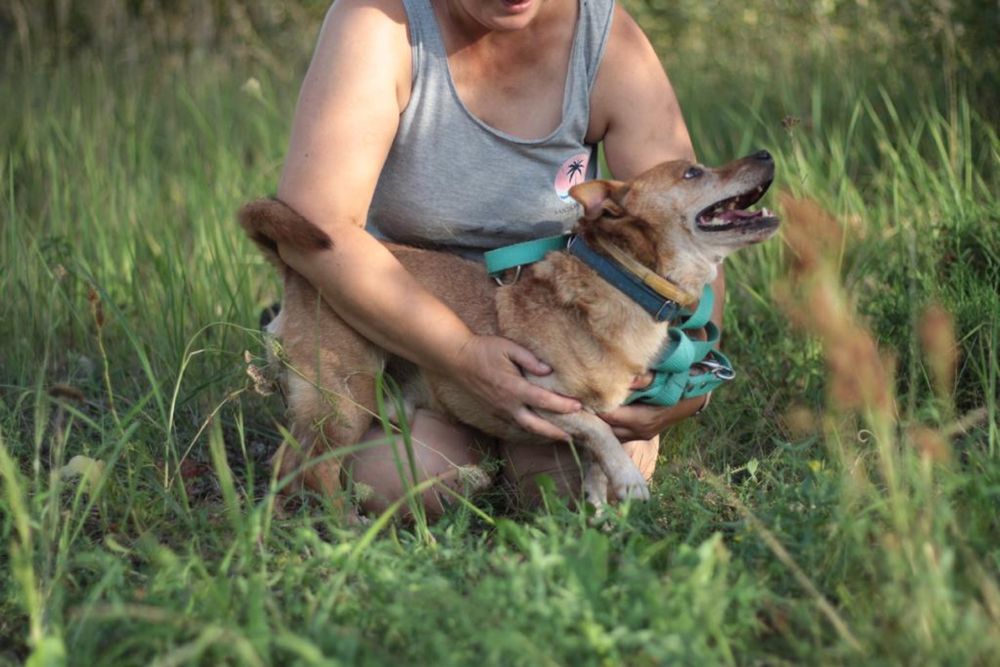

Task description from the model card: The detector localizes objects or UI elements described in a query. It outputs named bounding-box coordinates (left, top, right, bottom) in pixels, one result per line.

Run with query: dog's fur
left=239, top=154, right=779, bottom=510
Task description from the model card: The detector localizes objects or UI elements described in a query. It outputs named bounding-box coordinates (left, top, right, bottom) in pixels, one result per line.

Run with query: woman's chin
left=452, top=0, right=544, bottom=33
left=487, top=10, right=540, bottom=30
left=486, top=0, right=541, bottom=28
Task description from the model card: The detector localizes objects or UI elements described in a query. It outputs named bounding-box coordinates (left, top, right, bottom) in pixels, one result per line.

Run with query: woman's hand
left=603, top=270, right=724, bottom=443
left=599, top=395, right=708, bottom=442
left=451, top=335, right=581, bottom=442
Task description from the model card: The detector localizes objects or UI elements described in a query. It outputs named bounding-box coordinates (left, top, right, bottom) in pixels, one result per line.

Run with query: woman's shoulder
left=316, top=0, right=412, bottom=54
left=599, top=4, right=660, bottom=79
left=586, top=4, right=675, bottom=140
left=305, top=0, right=413, bottom=109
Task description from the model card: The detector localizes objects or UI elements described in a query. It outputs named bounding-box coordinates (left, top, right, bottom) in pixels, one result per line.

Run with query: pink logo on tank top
left=554, top=152, right=590, bottom=203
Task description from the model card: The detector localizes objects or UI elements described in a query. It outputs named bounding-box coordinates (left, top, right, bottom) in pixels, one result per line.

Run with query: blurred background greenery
left=3, top=0, right=998, bottom=118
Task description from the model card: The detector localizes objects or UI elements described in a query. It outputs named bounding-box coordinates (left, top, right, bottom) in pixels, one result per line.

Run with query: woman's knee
left=501, top=436, right=660, bottom=508
left=345, top=409, right=491, bottom=518
left=621, top=436, right=659, bottom=482
left=501, top=440, right=586, bottom=508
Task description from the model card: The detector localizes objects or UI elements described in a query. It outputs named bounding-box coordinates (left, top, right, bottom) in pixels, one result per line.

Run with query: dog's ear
left=571, top=180, right=660, bottom=270
left=569, top=180, right=630, bottom=221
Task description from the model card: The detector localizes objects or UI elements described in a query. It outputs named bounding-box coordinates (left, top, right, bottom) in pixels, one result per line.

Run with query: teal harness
left=484, top=234, right=734, bottom=407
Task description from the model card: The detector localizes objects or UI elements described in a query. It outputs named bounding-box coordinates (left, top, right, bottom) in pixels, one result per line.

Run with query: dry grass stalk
left=906, top=425, right=952, bottom=463
left=917, top=303, right=958, bottom=403
left=777, top=194, right=894, bottom=419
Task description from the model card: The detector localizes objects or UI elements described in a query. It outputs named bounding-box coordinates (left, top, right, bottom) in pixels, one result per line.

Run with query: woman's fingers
left=453, top=334, right=581, bottom=438
left=512, top=407, right=571, bottom=442
left=504, top=341, right=552, bottom=376
left=467, top=335, right=580, bottom=412
left=601, top=396, right=710, bottom=442
left=600, top=404, right=667, bottom=441
left=610, top=426, right=636, bottom=441
left=500, top=339, right=580, bottom=412
left=629, top=371, right=654, bottom=390
left=519, top=381, right=581, bottom=414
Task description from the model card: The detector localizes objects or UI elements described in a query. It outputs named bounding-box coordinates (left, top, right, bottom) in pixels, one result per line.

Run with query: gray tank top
left=366, top=0, right=615, bottom=257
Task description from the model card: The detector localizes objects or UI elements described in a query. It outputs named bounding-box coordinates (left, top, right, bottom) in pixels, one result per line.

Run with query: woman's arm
left=587, top=5, right=725, bottom=440
left=276, top=0, right=580, bottom=440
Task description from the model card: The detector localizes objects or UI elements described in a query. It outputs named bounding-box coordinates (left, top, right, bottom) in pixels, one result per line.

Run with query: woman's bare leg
left=345, top=405, right=660, bottom=516
left=344, top=409, right=492, bottom=518
left=621, top=437, right=659, bottom=481
left=501, top=436, right=659, bottom=507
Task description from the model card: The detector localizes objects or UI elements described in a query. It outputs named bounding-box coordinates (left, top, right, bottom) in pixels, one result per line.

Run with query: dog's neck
left=661, top=243, right=722, bottom=294
left=524, top=250, right=670, bottom=373
left=578, top=212, right=660, bottom=272
left=578, top=213, right=720, bottom=303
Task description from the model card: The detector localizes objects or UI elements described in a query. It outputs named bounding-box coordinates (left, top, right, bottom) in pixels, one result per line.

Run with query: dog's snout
left=750, top=149, right=773, bottom=162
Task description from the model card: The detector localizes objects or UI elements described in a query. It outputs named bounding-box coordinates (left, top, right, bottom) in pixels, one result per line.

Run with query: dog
left=239, top=151, right=779, bottom=512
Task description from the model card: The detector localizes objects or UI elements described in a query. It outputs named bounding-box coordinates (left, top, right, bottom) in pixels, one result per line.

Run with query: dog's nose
left=751, top=149, right=773, bottom=162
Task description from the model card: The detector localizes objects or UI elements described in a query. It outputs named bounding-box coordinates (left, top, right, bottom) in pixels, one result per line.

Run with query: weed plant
left=1, top=7, right=998, bottom=665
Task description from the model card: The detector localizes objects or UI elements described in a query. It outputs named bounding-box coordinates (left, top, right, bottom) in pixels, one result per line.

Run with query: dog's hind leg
left=276, top=311, right=386, bottom=516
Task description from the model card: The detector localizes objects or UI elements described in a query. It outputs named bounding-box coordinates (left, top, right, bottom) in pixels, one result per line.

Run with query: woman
left=275, top=0, right=723, bottom=516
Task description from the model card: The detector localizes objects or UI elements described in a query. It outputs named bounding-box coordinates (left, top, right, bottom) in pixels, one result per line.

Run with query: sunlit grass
left=1, top=40, right=998, bottom=665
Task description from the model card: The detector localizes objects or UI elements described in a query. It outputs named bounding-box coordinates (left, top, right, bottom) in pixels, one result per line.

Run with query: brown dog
left=239, top=152, right=779, bottom=511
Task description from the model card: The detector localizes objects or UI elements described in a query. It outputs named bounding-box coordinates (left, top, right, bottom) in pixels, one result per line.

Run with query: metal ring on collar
left=695, top=356, right=736, bottom=381
left=492, top=265, right=522, bottom=286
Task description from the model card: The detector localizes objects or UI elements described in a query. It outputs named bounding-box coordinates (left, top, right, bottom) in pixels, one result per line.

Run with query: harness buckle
left=694, top=357, right=736, bottom=381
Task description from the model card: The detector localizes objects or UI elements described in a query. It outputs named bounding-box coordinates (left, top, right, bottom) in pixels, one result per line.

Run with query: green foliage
left=624, top=0, right=1000, bottom=122
left=0, top=1, right=328, bottom=67
left=2, top=5, right=999, bottom=666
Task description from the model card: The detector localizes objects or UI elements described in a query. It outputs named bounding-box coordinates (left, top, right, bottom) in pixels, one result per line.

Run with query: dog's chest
left=495, top=274, right=668, bottom=409
left=631, top=323, right=671, bottom=368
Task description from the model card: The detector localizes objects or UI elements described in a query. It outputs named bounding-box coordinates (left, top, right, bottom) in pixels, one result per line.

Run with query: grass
left=2, top=18, right=1000, bottom=666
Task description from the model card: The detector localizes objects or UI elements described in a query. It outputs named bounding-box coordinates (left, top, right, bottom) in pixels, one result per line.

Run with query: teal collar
left=483, top=234, right=735, bottom=407
left=566, top=236, right=681, bottom=322
left=484, top=233, right=684, bottom=322
left=623, top=284, right=735, bottom=406
left=484, top=233, right=570, bottom=282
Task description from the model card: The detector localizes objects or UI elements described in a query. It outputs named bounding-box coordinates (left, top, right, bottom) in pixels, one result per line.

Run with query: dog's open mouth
left=696, top=180, right=777, bottom=232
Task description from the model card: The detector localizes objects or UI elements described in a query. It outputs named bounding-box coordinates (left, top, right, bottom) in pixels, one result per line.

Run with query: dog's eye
left=683, top=167, right=704, bottom=180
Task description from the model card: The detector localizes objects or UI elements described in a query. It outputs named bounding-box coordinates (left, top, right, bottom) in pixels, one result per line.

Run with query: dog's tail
left=237, top=198, right=332, bottom=267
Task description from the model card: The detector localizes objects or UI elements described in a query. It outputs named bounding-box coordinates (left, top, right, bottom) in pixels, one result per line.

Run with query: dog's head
left=570, top=151, right=780, bottom=291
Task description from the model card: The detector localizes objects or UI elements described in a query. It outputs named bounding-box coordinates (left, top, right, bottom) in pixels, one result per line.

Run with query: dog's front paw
left=609, top=465, right=650, bottom=502
left=583, top=465, right=609, bottom=508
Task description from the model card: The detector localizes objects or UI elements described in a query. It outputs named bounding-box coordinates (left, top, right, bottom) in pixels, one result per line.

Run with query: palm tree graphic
left=566, top=159, right=585, bottom=182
